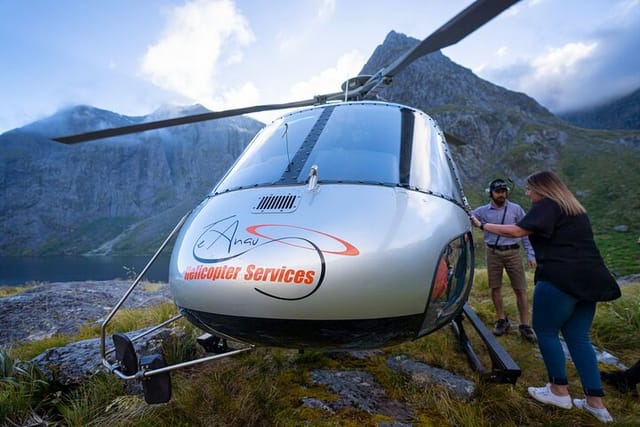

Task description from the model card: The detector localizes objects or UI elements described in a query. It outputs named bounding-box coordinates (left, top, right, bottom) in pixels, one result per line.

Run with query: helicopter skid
left=452, top=304, right=521, bottom=384
left=109, top=329, right=254, bottom=404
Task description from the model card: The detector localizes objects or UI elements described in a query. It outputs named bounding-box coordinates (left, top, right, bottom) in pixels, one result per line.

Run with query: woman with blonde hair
left=471, top=170, right=620, bottom=423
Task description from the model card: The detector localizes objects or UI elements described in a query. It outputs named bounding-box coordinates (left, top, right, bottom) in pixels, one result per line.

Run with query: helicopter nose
left=168, top=183, right=473, bottom=349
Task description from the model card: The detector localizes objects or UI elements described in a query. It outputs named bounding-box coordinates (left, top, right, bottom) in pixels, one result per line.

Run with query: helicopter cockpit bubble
left=213, top=101, right=464, bottom=200
left=168, top=100, right=473, bottom=349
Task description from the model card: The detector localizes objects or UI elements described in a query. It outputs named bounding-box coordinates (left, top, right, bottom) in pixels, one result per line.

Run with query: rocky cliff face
left=364, top=32, right=555, bottom=119
left=0, top=105, right=264, bottom=255
left=360, top=31, right=566, bottom=184
left=360, top=32, right=640, bottom=197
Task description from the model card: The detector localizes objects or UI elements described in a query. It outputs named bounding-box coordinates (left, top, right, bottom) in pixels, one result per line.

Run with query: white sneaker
left=527, top=383, right=572, bottom=409
left=573, top=398, right=613, bottom=423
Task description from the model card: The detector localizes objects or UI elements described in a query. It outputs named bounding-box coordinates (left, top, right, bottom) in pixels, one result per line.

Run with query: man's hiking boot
left=519, top=324, right=537, bottom=343
left=493, top=317, right=510, bottom=336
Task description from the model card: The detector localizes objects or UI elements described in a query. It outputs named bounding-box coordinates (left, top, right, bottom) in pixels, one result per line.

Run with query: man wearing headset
left=472, top=178, right=537, bottom=342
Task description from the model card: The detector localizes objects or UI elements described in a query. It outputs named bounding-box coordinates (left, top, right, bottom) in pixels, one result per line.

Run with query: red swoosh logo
left=246, top=224, right=359, bottom=256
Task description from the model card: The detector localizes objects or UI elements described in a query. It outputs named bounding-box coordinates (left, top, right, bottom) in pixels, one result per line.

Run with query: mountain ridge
left=0, top=107, right=264, bottom=256
left=558, top=87, right=640, bottom=130
left=1, top=30, right=639, bottom=274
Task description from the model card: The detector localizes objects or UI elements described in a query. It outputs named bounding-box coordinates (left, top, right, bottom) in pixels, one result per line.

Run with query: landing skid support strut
left=452, top=303, right=521, bottom=384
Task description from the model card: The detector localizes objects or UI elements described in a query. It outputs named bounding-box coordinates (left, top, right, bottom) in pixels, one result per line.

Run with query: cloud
left=527, top=28, right=640, bottom=111
left=482, top=41, right=600, bottom=111
left=288, top=50, right=366, bottom=99
left=277, top=0, right=336, bottom=54
left=246, top=50, right=366, bottom=125
left=531, top=42, right=598, bottom=79
left=224, top=51, right=244, bottom=66
left=139, top=0, right=254, bottom=106
left=510, top=41, right=598, bottom=109
left=477, top=0, right=640, bottom=112
left=317, top=0, right=336, bottom=20
left=481, top=31, right=640, bottom=112
left=220, top=81, right=260, bottom=107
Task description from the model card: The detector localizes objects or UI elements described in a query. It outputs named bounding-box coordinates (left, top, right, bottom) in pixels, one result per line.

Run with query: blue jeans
left=532, top=281, right=604, bottom=396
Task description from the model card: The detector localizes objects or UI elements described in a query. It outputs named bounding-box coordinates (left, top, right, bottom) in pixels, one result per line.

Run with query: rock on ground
left=307, top=369, right=415, bottom=423
left=387, top=354, right=476, bottom=400
left=0, top=280, right=172, bottom=346
left=30, top=328, right=176, bottom=385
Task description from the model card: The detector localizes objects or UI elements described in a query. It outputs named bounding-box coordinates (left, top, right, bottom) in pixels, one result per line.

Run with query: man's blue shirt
left=472, top=200, right=535, bottom=260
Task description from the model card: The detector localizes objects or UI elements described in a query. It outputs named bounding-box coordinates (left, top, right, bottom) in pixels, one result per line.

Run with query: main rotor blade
left=54, top=0, right=518, bottom=143
left=354, top=0, right=519, bottom=99
left=53, top=96, right=340, bottom=144
left=386, top=0, right=518, bottom=78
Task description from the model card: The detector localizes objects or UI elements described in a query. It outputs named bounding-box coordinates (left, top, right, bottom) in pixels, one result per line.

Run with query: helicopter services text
left=183, top=264, right=316, bottom=285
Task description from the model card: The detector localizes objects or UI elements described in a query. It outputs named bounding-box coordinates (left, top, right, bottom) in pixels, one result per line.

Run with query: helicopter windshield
left=213, top=102, right=462, bottom=204
left=213, top=108, right=323, bottom=192
left=295, top=104, right=400, bottom=184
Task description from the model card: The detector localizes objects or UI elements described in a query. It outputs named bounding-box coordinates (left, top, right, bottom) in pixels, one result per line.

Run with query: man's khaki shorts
left=486, top=247, right=527, bottom=290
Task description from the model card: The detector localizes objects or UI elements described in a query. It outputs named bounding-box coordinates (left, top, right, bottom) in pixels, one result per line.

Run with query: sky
left=1, top=0, right=639, bottom=134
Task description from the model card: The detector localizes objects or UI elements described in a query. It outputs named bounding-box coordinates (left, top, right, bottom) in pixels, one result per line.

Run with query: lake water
left=0, top=255, right=171, bottom=286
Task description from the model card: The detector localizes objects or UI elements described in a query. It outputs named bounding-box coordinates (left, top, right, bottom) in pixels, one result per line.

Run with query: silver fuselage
left=169, top=101, right=474, bottom=349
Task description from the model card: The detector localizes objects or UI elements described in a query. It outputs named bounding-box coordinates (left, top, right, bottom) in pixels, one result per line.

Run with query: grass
left=0, top=282, right=38, bottom=298
left=0, top=350, right=52, bottom=423
left=2, top=273, right=640, bottom=426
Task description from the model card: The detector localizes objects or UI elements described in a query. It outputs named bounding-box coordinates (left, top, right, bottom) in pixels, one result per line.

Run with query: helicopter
left=55, top=0, right=521, bottom=404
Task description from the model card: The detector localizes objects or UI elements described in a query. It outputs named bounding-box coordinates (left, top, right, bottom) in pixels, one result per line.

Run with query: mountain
left=558, top=87, right=640, bottom=130
left=361, top=32, right=638, bottom=183
left=359, top=32, right=640, bottom=274
left=1, top=31, right=639, bottom=274
left=0, top=104, right=264, bottom=256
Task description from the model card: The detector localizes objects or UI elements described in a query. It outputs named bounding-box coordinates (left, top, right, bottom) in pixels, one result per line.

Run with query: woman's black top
left=516, top=197, right=619, bottom=301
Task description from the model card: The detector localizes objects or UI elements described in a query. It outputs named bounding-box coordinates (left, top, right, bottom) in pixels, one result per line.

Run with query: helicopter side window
left=409, top=113, right=462, bottom=203
left=297, top=104, right=401, bottom=184
left=214, top=110, right=322, bottom=192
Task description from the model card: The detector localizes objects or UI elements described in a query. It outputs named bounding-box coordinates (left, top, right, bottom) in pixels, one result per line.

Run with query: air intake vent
left=252, top=193, right=300, bottom=213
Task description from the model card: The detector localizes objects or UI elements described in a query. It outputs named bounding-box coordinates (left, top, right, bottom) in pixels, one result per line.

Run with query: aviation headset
left=485, top=178, right=511, bottom=196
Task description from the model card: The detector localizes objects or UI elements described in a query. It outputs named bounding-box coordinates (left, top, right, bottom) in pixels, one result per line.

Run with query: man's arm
left=514, top=204, right=536, bottom=266
left=521, top=235, right=537, bottom=268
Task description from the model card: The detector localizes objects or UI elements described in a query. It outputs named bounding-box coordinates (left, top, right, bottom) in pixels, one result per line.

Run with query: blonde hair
left=526, top=170, right=586, bottom=216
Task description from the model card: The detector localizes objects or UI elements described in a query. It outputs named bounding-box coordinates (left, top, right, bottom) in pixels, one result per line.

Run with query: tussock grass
left=0, top=349, right=51, bottom=424
left=0, top=285, right=30, bottom=298
left=592, top=285, right=640, bottom=356
left=9, top=302, right=181, bottom=362
left=9, top=335, right=74, bottom=361
left=2, top=272, right=640, bottom=425
left=0, top=281, right=45, bottom=297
